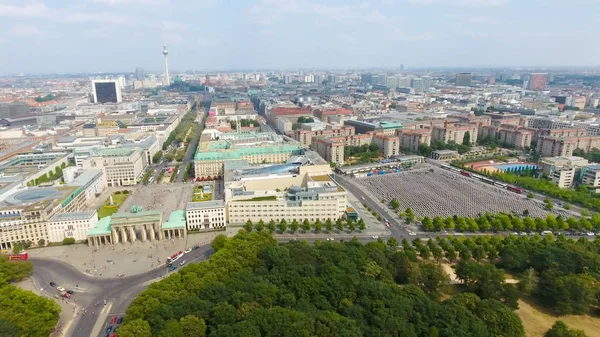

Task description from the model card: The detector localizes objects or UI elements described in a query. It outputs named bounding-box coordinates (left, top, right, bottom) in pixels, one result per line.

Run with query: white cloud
left=87, top=0, right=166, bottom=5
left=65, top=12, right=137, bottom=25
left=467, top=16, right=498, bottom=24
left=9, top=24, right=43, bottom=37
left=408, top=0, right=508, bottom=6
left=0, top=3, right=51, bottom=18
left=197, top=36, right=214, bottom=47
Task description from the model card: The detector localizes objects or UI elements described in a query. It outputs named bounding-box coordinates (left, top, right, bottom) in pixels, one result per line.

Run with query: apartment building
left=453, top=114, right=492, bottom=127
left=185, top=201, right=226, bottom=230
left=479, top=125, right=533, bottom=149
left=311, top=137, right=345, bottom=165
left=534, top=128, right=587, bottom=142
left=537, top=136, right=600, bottom=157
left=292, top=125, right=355, bottom=147
left=550, top=167, right=579, bottom=188
left=432, top=122, right=478, bottom=144
left=372, top=134, right=400, bottom=157
left=397, top=129, right=432, bottom=152
left=81, top=147, right=145, bottom=186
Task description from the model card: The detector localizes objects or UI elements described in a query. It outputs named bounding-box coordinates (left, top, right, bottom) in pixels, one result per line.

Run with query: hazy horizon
left=1, top=0, right=598, bottom=74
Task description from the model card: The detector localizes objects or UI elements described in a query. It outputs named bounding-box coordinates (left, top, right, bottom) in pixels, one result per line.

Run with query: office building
left=186, top=201, right=226, bottom=230
left=92, top=79, right=122, bottom=104
left=0, top=103, right=29, bottom=119
left=0, top=169, right=105, bottom=249
left=455, top=73, right=472, bottom=86
left=81, top=147, right=146, bottom=186
left=48, top=211, right=99, bottom=243
left=135, top=67, right=145, bottom=81
left=529, top=73, right=547, bottom=91
left=226, top=166, right=346, bottom=224
left=411, top=78, right=424, bottom=93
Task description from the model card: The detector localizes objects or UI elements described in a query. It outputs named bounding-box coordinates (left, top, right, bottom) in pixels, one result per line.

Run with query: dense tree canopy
left=122, top=233, right=525, bottom=337
left=0, top=256, right=60, bottom=337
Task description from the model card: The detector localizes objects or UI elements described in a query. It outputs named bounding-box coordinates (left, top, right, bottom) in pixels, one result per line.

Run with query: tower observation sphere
left=162, top=45, right=168, bottom=56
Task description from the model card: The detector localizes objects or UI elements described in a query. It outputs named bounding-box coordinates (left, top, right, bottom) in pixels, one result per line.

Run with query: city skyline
left=0, top=0, right=599, bottom=74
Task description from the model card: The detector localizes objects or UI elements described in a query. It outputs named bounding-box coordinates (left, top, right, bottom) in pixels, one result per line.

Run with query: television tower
left=162, top=43, right=170, bottom=86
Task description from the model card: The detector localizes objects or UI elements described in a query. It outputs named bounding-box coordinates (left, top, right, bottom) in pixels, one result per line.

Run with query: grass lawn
left=192, top=186, right=212, bottom=202
left=98, top=192, right=129, bottom=219
left=516, top=299, right=600, bottom=337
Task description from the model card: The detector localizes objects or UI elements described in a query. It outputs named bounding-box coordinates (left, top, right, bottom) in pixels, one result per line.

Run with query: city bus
left=166, top=251, right=184, bottom=264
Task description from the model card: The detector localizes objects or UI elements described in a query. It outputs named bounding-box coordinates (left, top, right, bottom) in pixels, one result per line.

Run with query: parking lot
left=354, top=166, right=573, bottom=219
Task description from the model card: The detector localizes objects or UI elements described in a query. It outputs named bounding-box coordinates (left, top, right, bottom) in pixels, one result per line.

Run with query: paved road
left=175, top=108, right=206, bottom=182
left=31, top=244, right=214, bottom=337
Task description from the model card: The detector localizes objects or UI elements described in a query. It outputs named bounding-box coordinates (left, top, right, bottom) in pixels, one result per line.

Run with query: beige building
left=48, top=211, right=99, bottom=243
left=226, top=165, right=346, bottom=224
left=372, top=134, right=400, bottom=157
left=186, top=201, right=226, bottom=230
left=582, top=165, right=600, bottom=192
left=537, top=136, right=600, bottom=157
left=311, top=137, right=345, bottom=165
left=0, top=169, right=105, bottom=249
left=431, top=149, right=459, bottom=161
left=479, top=125, right=533, bottom=149
left=398, top=129, right=432, bottom=152
left=550, top=167, right=578, bottom=188
left=81, top=147, right=146, bottom=186
left=539, top=156, right=589, bottom=189
left=432, top=122, right=478, bottom=145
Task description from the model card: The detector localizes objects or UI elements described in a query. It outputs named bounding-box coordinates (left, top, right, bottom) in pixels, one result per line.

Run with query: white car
left=326, top=237, right=334, bottom=241
left=372, top=235, right=379, bottom=239
left=180, top=260, right=187, bottom=266
left=408, top=232, right=417, bottom=236
left=56, top=286, right=65, bottom=292
left=184, top=248, right=191, bottom=254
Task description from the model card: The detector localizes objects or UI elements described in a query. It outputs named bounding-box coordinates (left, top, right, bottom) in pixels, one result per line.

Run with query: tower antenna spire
left=162, top=29, right=170, bottom=86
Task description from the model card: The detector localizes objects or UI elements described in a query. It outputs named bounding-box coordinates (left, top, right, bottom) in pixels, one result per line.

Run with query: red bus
left=166, top=251, right=183, bottom=264
left=8, top=252, right=28, bottom=261
left=507, top=186, right=522, bottom=194
left=460, top=170, right=472, bottom=178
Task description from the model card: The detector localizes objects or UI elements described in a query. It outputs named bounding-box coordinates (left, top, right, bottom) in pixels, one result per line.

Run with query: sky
left=0, top=0, right=599, bottom=74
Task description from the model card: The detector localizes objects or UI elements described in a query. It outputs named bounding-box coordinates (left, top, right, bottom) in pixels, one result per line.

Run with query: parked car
left=66, top=290, right=74, bottom=294
left=192, top=245, right=200, bottom=250
left=169, top=265, right=177, bottom=271
left=62, top=293, right=71, bottom=298
left=49, top=282, right=56, bottom=287
left=408, top=232, right=417, bottom=236
left=372, top=235, right=379, bottom=239
left=111, top=316, right=117, bottom=324
left=57, top=286, right=65, bottom=292
left=116, top=317, right=123, bottom=324
left=180, top=260, right=187, bottom=266
left=184, top=248, right=192, bottom=254
left=106, top=326, right=113, bottom=333
left=326, top=237, right=334, bottom=241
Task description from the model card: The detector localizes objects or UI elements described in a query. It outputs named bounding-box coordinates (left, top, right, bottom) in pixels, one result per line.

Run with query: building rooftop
left=91, top=147, right=140, bottom=157
left=194, top=144, right=303, bottom=161
left=162, top=210, right=186, bottom=229
left=50, top=211, right=97, bottom=222
left=186, top=200, right=225, bottom=210
left=87, top=216, right=112, bottom=236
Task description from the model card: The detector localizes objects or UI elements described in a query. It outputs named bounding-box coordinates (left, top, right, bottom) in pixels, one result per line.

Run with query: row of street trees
left=243, top=218, right=366, bottom=234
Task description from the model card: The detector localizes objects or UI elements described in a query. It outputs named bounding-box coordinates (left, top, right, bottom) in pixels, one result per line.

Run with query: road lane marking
left=90, top=302, right=112, bottom=337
